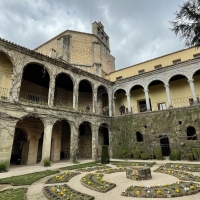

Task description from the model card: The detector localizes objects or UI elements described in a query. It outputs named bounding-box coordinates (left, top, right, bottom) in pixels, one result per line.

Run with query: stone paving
left=1, top=159, right=200, bottom=200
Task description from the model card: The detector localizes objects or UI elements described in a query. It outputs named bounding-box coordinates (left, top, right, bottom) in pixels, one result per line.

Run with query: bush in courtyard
left=0, top=162, right=7, bottom=172
left=101, top=145, right=110, bottom=164
left=192, top=148, right=200, bottom=160
left=153, top=148, right=163, bottom=160
left=169, top=149, right=181, bottom=160
left=43, top=159, right=51, bottom=167
left=187, top=153, right=193, bottom=161
left=133, top=148, right=142, bottom=159
left=141, top=153, right=152, bottom=160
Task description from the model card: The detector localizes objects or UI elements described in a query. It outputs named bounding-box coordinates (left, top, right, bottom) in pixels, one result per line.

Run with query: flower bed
left=76, top=165, right=110, bottom=172
left=116, top=163, right=154, bottom=168
left=81, top=173, right=116, bottom=192
left=45, top=171, right=81, bottom=184
left=43, top=184, right=94, bottom=200
left=157, top=163, right=200, bottom=172
left=122, top=181, right=200, bottom=198
left=154, top=165, right=200, bottom=182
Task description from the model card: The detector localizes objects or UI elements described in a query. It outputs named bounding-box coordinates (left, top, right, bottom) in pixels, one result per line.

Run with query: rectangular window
left=154, top=65, right=162, bottom=70
left=157, top=102, right=166, bottom=110
left=116, top=76, right=122, bottom=80
left=138, top=69, right=145, bottom=74
left=173, top=59, right=181, bottom=65
left=189, top=97, right=199, bottom=105
left=193, top=53, right=200, bottom=59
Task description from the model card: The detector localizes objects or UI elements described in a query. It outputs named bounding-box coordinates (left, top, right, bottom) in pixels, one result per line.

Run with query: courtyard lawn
left=0, top=170, right=59, bottom=186
left=0, top=188, right=26, bottom=200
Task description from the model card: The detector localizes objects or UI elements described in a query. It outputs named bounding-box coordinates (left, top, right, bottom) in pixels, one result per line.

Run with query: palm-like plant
left=170, top=0, right=200, bottom=47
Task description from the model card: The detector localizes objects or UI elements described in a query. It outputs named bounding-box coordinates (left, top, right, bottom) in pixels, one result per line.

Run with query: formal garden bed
left=121, top=181, right=200, bottom=198
left=81, top=173, right=116, bottom=192
left=111, top=161, right=156, bottom=168
left=43, top=184, right=95, bottom=200
left=161, top=163, right=200, bottom=172
left=46, top=171, right=81, bottom=184
left=154, top=164, right=200, bottom=182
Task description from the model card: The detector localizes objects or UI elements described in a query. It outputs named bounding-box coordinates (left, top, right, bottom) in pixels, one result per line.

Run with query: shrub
left=43, top=159, right=51, bottom=167
left=192, top=148, right=200, bottom=160
left=169, top=149, right=181, bottom=160
left=133, top=148, right=142, bottom=159
left=187, top=153, right=193, bottom=161
left=0, top=162, right=7, bottom=172
left=141, top=153, right=152, bottom=160
left=121, top=149, right=127, bottom=158
left=154, top=148, right=163, bottom=160
left=101, top=145, right=110, bottom=164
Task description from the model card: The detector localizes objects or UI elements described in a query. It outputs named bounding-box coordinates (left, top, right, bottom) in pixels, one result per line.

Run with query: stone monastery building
left=1, top=21, right=200, bottom=167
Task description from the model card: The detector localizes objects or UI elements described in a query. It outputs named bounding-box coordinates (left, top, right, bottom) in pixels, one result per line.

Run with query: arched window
left=186, top=126, right=197, bottom=140
left=136, top=131, right=143, bottom=142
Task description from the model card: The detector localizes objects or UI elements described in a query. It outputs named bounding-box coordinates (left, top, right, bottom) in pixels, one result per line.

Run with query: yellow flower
left=175, top=188, right=180, bottom=193
left=51, top=187, right=56, bottom=192
left=154, top=185, right=157, bottom=188
left=190, top=185, right=195, bottom=190
left=132, top=164, right=135, bottom=166
left=65, top=171, right=69, bottom=175
left=135, top=190, right=141, bottom=195
left=59, top=176, right=63, bottom=180
left=101, top=179, right=104, bottom=182
left=100, top=186, right=104, bottom=189
left=88, top=181, right=91, bottom=185
left=157, top=190, right=162, bottom=194
left=168, top=170, right=171, bottom=174
left=70, top=194, right=73, bottom=197
left=56, top=175, right=59, bottom=179
left=139, top=185, right=143, bottom=188
left=164, top=184, right=168, bottom=187
left=175, top=164, right=179, bottom=168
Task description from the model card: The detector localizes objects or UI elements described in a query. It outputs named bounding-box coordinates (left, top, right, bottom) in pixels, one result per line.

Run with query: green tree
left=170, top=0, right=200, bottom=47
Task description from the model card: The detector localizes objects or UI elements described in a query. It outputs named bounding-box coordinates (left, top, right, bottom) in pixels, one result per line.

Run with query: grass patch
left=110, top=161, right=156, bottom=167
left=0, top=170, right=59, bottom=186
left=59, top=161, right=101, bottom=170
left=0, top=188, right=26, bottom=200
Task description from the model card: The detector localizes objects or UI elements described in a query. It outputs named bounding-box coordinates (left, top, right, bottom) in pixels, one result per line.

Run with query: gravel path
left=1, top=159, right=200, bottom=200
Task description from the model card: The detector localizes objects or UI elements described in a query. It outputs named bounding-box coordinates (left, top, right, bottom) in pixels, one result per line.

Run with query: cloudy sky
left=0, top=0, right=187, bottom=70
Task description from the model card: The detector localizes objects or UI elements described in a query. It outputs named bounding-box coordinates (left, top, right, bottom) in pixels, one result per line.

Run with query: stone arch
left=130, top=85, right=146, bottom=113
left=147, top=80, right=167, bottom=111
left=19, top=63, right=50, bottom=105
left=97, top=85, right=109, bottom=115
left=0, top=51, right=14, bottom=98
left=186, top=126, right=197, bottom=140
left=192, top=69, right=200, bottom=100
left=54, top=72, right=74, bottom=108
left=13, top=115, right=44, bottom=165
left=51, top=119, right=71, bottom=161
left=136, top=131, right=143, bottom=142
left=78, top=79, right=93, bottom=112
left=168, top=74, right=192, bottom=108
left=78, top=121, right=92, bottom=158
left=114, top=88, right=126, bottom=115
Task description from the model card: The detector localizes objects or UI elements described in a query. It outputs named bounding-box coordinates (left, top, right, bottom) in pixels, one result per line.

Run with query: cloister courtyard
left=1, top=159, right=200, bottom=200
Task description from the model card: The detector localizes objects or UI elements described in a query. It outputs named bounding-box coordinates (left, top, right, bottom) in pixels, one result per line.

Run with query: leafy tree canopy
left=170, top=0, right=200, bottom=47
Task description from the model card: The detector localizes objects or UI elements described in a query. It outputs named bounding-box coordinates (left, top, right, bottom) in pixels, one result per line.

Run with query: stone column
left=164, top=84, right=173, bottom=108
left=91, top=124, right=98, bottom=161
left=93, top=88, right=97, bottom=113
left=73, top=85, right=78, bottom=110
left=27, top=133, right=42, bottom=164
left=126, top=93, right=131, bottom=113
left=70, top=123, right=79, bottom=163
left=113, top=97, right=116, bottom=116
left=41, top=123, right=53, bottom=161
left=188, top=79, right=198, bottom=104
left=108, top=92, right=112, bottom=117
left=48, top=77, right=55, bottom=107
left=143, top=89, right=151, bottom=111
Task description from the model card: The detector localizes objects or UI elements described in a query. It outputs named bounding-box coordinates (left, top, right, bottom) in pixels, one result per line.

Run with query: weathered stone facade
left=1, top=22, right=200, bottom=169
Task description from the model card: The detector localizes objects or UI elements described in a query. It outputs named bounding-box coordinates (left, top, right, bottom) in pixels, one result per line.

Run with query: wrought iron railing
left=0, top=87, right=9, bottom=99
left=54, top=99, right=73, bottom=110
left=19, top=92, right=48, bottom=105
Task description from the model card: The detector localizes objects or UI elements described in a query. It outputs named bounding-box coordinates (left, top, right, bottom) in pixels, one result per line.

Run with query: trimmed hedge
left=141, top=153, right=152, bottom=160
left=154, top=148, right=163, bottom=160
left=133, top=148, right=142, bottom=159
left=192, top=148, right=200, bottom=160
left=169, top=149, right=181, bottom=160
